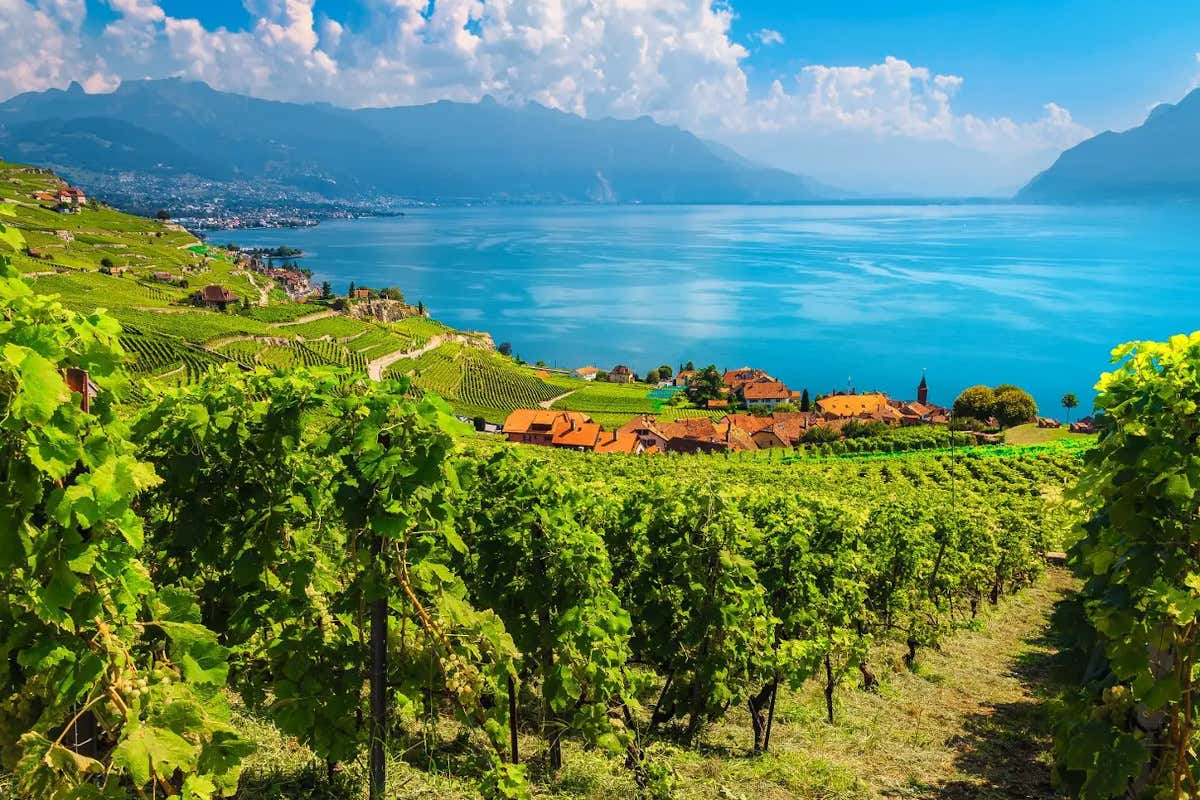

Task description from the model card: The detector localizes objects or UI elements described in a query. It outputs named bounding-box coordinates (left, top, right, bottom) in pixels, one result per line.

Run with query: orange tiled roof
left=722, top=413, right=774, bottom=433
left=503, top=409, right=592, bottom=435
left=554, top=422, right=602, bottom=448
left=816, top=392, right=890, bottom=418
left=595, top=431, right=641, bottom=454
left=743, top=381, right=792, bottom=401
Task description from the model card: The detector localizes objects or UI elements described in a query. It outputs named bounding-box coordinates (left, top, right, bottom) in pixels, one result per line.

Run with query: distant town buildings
left=500, top=371, right=956, bottom=456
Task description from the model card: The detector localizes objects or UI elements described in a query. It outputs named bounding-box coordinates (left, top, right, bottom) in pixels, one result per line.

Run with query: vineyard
left=5, top=169, right=1196, bottom=800
left=552, top=379, right=666, bottom=415
left=388, top=342, right=566, bottom=415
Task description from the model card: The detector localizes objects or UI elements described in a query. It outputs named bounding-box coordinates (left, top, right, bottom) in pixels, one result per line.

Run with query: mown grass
left=1004, top=423, right=1091, bottom=446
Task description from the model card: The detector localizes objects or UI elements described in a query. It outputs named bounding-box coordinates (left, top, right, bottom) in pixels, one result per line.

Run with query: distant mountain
left=0, top=79, right=837, bottom=204
left=1017, top=88, right=1200, bottom=202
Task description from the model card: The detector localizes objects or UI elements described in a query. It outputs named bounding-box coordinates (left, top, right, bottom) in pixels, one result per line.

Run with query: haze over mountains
left=0, top=78, right=838, bottom=205
left=1018, top=87, right=1200, bottom=202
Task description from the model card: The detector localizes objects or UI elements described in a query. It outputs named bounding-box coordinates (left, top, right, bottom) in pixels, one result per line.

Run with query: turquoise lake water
left=234, top=204, right=1200, bottom=415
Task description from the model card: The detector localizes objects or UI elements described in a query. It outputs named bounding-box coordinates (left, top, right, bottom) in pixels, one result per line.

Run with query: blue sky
left=9, top=1, right=1200, bottom=195
left=730, top=0, right=1200, bottom=131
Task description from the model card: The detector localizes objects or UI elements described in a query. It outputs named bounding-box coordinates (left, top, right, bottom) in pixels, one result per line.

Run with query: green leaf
left=111, top=721, right=199, bottom=787
left=9, top=345, right=69, bottom=424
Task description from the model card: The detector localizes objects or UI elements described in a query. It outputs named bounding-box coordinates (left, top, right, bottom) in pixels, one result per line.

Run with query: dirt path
left=242, top=271, right=269, bottom=306
left=682, top=567, right=1078, bottom=800
left=539, top=389, right=576, bottom=409
left=366, top=334, right=457, bottom=381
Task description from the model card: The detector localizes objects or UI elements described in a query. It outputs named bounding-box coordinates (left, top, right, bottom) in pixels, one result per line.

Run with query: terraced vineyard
left=283, top=315, right=371, bottom=339
left=343, top=326, right=412, bottom=360
left=120, top=333, right=192, bottom=374
left=119, top=332, right=236, bottom=385
left=216, top=340, right=264, bottom=363
left=303, top=339, right=366, bottom=370
left=390, top=342, right=564, bottom=416
left=30, top=271, right=177, bottom=309
left=551, top=379, right=664, bottom=414
left=241, top=303, right=325, bottom=323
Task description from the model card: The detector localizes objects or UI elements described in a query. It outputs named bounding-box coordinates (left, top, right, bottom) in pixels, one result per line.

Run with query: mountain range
left=1018, top=87, right=1200, bottom=202
left=0, top=79, right=837, bottom=205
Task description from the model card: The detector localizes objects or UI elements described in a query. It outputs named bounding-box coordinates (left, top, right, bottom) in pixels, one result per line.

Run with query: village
left=502, top=367, right=964, bottom=455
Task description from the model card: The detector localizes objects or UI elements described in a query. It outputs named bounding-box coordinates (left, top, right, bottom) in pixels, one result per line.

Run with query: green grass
left=241, top=302, right=325, bottom=323
left=1004, top=422, right=1093, bottom=446
left=552, top=380, right=664, bottom=414
left=284, top=315, right=375, bottom=339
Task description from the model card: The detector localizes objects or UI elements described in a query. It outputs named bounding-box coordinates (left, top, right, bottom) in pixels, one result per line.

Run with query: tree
left=155, top=209, right=171, bottom=220
left=225, top=242, right=239, bottom=251
left=498, top=341, right=513, bottom=357
left=658, top=364, right=673, bottom=380
left=321, top=281, right=333, bottom=299
left=686, top=365, right=724, bottom=405
left=952, top=385, right=996, bottom=423
left=1061, top=392, right=1079, bottom=422
left=773, top=401, right=797, bottom=414
left=379, top=287, right=404, bottom=301
left=418, top=300, right=425, bottom=316
left=684, top=360, right=695, bottom=371
left=992, top=386, right=1037, bottom=428
left=348, top=280, right=356, bottom=297
left=99, top=256, right=114, bottom=270
left=799, top=388, right=811, bottom=412
left=803, top=425, right=840, bottom=444
left=644, top=368, right=661, bottom=384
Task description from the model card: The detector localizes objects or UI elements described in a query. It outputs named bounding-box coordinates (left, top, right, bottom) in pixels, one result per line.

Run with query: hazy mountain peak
left=1016, top=87, right=1200, bottom=203
left=0, top=80, right=840, bottom=204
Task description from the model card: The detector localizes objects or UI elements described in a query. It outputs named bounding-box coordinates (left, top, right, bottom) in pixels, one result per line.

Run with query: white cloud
left=0, top=1, right=1094, bottom=194
left=0, top=0, right=112, bottom=98
left=724, top=57, right=1089, bottom=157
left=751, top=28, right=783, bottom=46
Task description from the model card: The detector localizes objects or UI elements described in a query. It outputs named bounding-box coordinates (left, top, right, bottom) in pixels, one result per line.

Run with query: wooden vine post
left=369, top=529, right=387, bottom=800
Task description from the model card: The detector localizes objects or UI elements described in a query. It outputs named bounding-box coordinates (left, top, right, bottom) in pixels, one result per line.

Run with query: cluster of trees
left=641, top=364, right=674, bottom=384
left=344, top=280, right=404, bottom=302
left=0, top=257, right=1070, bottom=800
left=952, top=384, right=1038, bottom=429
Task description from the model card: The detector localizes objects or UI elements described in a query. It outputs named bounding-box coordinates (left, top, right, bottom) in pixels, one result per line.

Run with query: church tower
left=917, top=370, right=928, bottom=405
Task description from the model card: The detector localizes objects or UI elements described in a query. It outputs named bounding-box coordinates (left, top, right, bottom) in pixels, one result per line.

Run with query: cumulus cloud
left=0, top=0, right=1095, bottom=193
left=728, top=56, right=1090, bottom=156
left=0, top=0, right=113, bottom=98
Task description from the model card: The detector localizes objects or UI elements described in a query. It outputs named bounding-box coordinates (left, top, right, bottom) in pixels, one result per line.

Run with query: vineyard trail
left=368, top=332, right=465, bottom=380
left=539, top=388, right=576, bottom=408
left=754, top=566, right=1077, bottom=800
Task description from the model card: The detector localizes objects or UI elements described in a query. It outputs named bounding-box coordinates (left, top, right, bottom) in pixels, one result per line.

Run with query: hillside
left=1017, top=87, right=1200, bottom=202
left=0, top=79, right=836, bottom=205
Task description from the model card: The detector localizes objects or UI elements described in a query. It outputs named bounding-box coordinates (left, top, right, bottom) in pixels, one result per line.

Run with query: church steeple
left=917, top=369, right=928, bottom=405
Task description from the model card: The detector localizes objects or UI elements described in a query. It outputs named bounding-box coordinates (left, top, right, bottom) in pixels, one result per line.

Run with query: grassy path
left=539, top=389, right=577, bottom=409
left=674, top=567, right=1078, bottom=800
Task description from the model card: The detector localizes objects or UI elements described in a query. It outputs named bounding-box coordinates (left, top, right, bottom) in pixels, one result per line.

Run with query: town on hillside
left=503, top=368, right=962, bottom=455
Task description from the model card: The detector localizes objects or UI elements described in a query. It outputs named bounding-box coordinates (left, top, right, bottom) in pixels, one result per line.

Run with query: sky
left=2, top=0, right=1199, bottom=196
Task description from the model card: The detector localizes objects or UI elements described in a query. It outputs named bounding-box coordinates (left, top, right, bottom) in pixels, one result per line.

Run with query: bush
left=953, top=385, right=995, bottom=420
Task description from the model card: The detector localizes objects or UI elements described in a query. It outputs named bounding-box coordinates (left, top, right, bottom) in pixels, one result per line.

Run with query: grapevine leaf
left=111, top=721, right=198, bottom=787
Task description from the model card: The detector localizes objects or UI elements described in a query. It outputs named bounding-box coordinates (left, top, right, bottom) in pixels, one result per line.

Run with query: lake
left=233, top=203, right=1200, bottom=415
